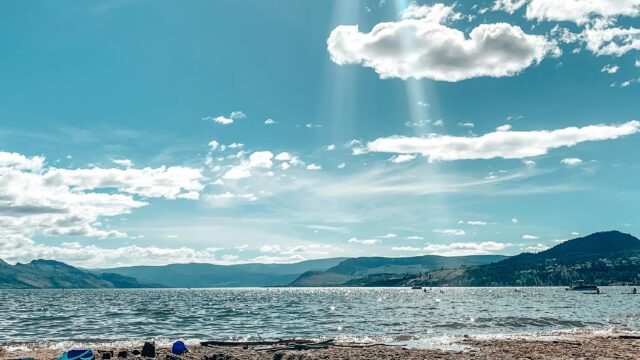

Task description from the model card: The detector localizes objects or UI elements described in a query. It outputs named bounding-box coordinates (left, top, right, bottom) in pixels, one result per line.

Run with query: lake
left=1, top=287, right=639, bottom=348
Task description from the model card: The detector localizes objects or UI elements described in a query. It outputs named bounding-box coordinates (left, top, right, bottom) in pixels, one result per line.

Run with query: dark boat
left=566, top=281, right=598, bottom=291
left=411, top=286, right=422, bottom=290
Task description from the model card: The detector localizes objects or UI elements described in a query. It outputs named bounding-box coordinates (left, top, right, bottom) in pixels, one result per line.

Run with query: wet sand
left=3, top=334, right=640, bottom=359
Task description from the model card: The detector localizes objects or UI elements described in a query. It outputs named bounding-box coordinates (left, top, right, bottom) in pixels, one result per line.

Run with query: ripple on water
left=0, top=287, right=639, bottom=345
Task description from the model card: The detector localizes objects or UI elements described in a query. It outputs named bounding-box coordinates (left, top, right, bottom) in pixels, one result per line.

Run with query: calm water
left=1, top=287, right=639, bottom=346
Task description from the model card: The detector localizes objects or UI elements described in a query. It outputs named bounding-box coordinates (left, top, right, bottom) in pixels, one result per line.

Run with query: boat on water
left=566, top=281, right=599, bottom=291
left=411, top=286, right=422, bottom=290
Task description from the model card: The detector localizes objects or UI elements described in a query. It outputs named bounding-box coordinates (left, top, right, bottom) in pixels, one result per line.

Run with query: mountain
left=97, top=257, right=348, bottom=288
left=0, top=259, right=152, bottom=289
left=288, top=255, right=507, bottom=287
left=396, top=231, right=640, bottom=287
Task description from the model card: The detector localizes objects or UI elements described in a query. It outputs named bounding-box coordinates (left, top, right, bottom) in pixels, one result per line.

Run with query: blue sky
left=1, top=0, right=639, bottom=267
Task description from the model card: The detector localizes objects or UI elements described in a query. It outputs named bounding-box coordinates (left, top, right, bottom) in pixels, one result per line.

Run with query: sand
left=3, top=334, right=640, bottom=360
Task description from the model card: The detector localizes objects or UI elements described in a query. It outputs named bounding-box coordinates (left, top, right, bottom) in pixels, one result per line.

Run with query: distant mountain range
left=0, top=259, right=151, bottom=289
left=288, top=254, right=507, bottom=286
left=2, top=231, right=639, bottom=289
left=95, top=258, right=349, bottom=288
left=344, top=231, right=640, bottom=287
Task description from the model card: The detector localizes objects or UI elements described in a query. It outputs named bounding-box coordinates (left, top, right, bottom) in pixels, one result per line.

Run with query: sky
left=0, top=0, right=639, bottom=268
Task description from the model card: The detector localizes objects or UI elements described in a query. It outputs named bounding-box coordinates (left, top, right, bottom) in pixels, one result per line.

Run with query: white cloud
left=0, top=152, right=45, bottom=171
left=401, top=2, right=462, bottom=23
left=306, top=164, right=322, bottom=170
left=275, top=152, right=291, bottom=161
left=493, top=0, right=529, bottom=14
left=223, top=166, right=251, bottom=180
left=205, top=192, right=258, bottom=204
left=561, top=157, right=584, bottom=166
left=526, top=0, right=640, bottom=24
left=367, top=121, right=640, bottom=161
left=434, top=228, right=466, bottom=236
left=248, top=151, right=274, bottom=169
left=550, top=15, right=640, bottom=57
left=348, top=237, right=380, bottom=245
left=378, top=233, right=397, bottom=239
left=636, top=59, right=640, bottom=67
left=391, top=246, right=423, bottom=252
left=423, top=241, right=509, bottom=256
left=405, top=119, right=432, bottom=128
left=458, top=122, right=475, bottom=128
left=522, top=234, right=539, bottom=240
left=204, top=111, right=246, bottom=125
left=571, top=231, right=580, bottom=236
left=337, top=163, right=347, bottom=169
left=406, top=235, right=424, bottom=240
left=327, top=5, right=559, bottom=82
left=614, top=77, right=640, bottom=87
left=512, top=218, right=519, bottom=223
left=223, top=151, right=274, bottom=180
left=264, top=118, right=277, bottom=125
left=112, top=159, right=134, bottom=168
left=389, top=154, right=417, bottom=164
left=0, top=242, right=241, bottom=268
left=325, top=144, right=336, bottom=151
left=208, top=140, right=221, bottom=151
left=525, top=243, right=549, bottom=252
left=417, top=101, right=430, bottom=107
left=0, top=152, right=205, bottom=263
left=496, top=124, right=513, bottom=132
left=433, top=119, right=445, bottom=127
left=44, top=166, right=205, bottom=199
left=601, top=64, right=620, bottom=73
left=252, top=243, right=345, bottom=264
left=581, top=25, right=640, bottom=57
left=460, top=220, right=488, bottom=226
left=260, top=244, right=282, bottom=253
left=212, top=116, right=234, bottom=125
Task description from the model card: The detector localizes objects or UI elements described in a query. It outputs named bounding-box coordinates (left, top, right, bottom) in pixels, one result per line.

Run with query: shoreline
left=4, top=333, right=640, bottom=360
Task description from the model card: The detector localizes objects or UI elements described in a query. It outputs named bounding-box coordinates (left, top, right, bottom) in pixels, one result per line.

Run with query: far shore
left=4, top=333, right=640, bottom=360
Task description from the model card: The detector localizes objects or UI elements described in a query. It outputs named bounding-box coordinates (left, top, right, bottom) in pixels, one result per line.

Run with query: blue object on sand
left=57, top=349, right=95, bottom=360
left=172, top=340, right=188, bottom=355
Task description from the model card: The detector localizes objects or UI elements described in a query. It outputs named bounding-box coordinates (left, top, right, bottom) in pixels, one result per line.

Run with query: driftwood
left=202, top=338, right=403, bottom=352
left=201, top=339, right=319, bottom=347
left=618, top=335, right=640, bottom=340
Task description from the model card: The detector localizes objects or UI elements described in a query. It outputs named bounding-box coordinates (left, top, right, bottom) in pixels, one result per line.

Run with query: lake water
left=1, top=287, right=639, bottom=349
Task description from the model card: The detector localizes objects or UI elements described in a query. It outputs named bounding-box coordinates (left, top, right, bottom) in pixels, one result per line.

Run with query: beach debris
left=141, top=341, right=156, bottom=358
left=57, top=349, right=95, bottom=360
left=171, top=340, right=188, bottom=355
left=201, top=339, right=401, bottom=353
left=101, top=351, right=113, bottom=360
left=117, top=350, right=127, bottom=358
left=60, top=350, right=95, bottom=360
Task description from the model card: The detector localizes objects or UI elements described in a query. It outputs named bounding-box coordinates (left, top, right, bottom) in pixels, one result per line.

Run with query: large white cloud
left=0, top=151, right=205, bottom=263
left=327, top=3, right=559, bottom=82
left=44, top=166, right=204, bottom=200
left=367, top=121, right=640, bottom=161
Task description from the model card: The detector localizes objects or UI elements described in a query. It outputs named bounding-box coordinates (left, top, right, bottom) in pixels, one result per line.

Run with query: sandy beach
left=3, top=334, right=640, bottom=360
